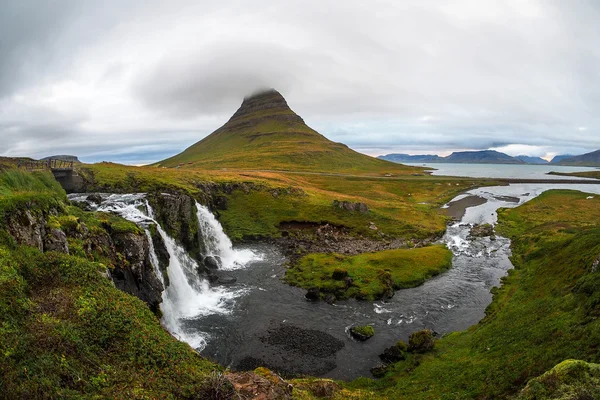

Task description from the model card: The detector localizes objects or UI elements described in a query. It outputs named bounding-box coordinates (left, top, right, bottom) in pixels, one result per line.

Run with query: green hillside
left=156, top=89, right=418, bottom=174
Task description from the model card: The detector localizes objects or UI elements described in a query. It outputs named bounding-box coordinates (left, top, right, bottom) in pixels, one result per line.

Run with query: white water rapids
left=68, top=193, right=261, bottom=350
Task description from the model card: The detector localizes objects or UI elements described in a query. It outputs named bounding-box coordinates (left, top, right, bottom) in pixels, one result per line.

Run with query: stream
left=68, top=182, right=600, bottom=380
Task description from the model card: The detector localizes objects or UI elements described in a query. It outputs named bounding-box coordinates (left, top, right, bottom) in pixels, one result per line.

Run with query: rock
left=324, top=294, right=336, bottom=304
left=332, top=200, right=369, bottom=213
left=344, top=276, right=354, bottom=288
left=305, top=287, right=320, bottom=301
left=213, top=195, right=228, bottom=210
left=379, top=340, right=408, bottom=363
left=6, top=209, right=46, bottom=251
left=43, top=228, right=69, bottom=254
left=207, top=272, right=219, bottom=283
left=299, top=380, right=341, bottom=399
left=217, top=275, right=237, bottom=285
left=408, top=329, right=435, bottom=353
left=86, top=194, right=103, bottom=204
left=469, top=223, right=494, bottom=238
left=111, top=232, right=164, bottom=313
left=225, top=369, right=293, bottom=400
left=370, top=364, right=389, bottom=378
left=350, top=325, right=375, bottom=341
left=204, top=255, right=221, bottom=270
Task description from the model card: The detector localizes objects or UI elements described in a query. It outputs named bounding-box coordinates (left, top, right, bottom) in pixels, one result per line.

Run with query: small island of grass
left=284, top=244, right=453, bottom=301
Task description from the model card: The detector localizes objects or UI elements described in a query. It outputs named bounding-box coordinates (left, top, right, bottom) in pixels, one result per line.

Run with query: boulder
left=350, top=325, right=375, bottom=341
left=86, top=194, right=103, bottom=204
left=305, top=287, right=320, bottom=301
left=379, top=340, right=408, bottom=364
left=324, top=294, right=336, bottom=304
left=204, top=255, right=222, bottom=270
left=469, top=223, right=494, bottom=238
left=43, top=228, right=69, bottom=254
left=408, top=329, right=435, bottom=353
left=206, top=272, right=219, bottom=283
left=332, top=200, right=369, bottom=213
left=217, top=275, right=237, bottom=285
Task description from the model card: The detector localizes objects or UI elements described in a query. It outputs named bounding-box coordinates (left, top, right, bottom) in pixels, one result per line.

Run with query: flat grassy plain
left=333, top=190, right=600, bottom=399
left=80, top=162, right=496, bottom=241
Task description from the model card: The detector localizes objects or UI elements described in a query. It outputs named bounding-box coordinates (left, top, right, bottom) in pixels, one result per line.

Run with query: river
left=68, top=181, right=600, bottom=380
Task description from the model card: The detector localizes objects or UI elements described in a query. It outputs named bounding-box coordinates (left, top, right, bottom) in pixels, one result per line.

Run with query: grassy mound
left=285, top=245, right=452, bottom=300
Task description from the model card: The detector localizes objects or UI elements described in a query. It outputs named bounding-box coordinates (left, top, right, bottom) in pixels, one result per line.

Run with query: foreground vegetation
left=285, top=245, right=452, bottom=300
left=334, top=189, right=600, bottom=399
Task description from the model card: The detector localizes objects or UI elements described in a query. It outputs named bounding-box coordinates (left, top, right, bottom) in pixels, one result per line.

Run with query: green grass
left=330, top=189, right=600, bottom=399
left=548, top=170, right=600, bottom=179
left=285, top=244, right=452, bottom=300
left=81, top=162, right=495, bottom=243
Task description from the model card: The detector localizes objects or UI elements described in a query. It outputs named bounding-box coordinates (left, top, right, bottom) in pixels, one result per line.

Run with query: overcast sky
left=1, top=0, right=599, bottom=164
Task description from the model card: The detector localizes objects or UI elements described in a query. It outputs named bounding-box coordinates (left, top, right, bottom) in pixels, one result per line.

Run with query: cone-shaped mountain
left=157, top=89, right=414, bottom=174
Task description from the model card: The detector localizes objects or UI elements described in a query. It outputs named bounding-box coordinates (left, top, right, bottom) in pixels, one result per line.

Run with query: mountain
left=378, top=154, right=443, bottom=163
left=557, top=149, right=600, bottom=167
left=444, top=150, right=524, bottom=164
left=156, top=89, right=415, bottom=174
left=550, top=154, right=575, bottom=164
left=515, top=155, right=548, bottom=164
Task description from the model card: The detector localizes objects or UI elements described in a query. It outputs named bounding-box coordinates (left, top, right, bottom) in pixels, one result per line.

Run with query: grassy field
left=80, top=162, right=496, bottom=242
left=548, top=170, right=600, bottom=180
left=285, top=245, right=452, bottom=300
left=330, top=189, right=600, bottom=399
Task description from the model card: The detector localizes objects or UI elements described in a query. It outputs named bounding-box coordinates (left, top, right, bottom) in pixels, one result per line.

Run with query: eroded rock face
left=43, top=228, right=69, bottom=253
left=147, top=193, right=201, bottom=259
left=6, top=209, right=46, bottom=251
left=332, top=200, right=369, bottom=213
left=111, top=232, right=164, bottom=312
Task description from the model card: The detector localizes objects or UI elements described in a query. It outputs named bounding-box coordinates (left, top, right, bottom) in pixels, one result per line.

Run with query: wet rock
left=408, top=329, right=435, bottom=353
left=350, top=325, right=375, bottom=341
left=218, top=275, right=237, bottom=285
left=111, top=232, right=164, bottom=313
left=305, top=287, right=320, bottom=301
left=344, top=276, right=354, bottom=288
left=147, top=192, right=201, bottom=258
left=204, top=255, right=221, bottom=270
left=379, top=340, right=408, bottom=364
left=469, top=223, right=494, bottom=238
left=206, top=272, right=219, bottom=283
left=86, top=193, right=103, bottom=204
left=370, top=364, right=389, bottom=378
left=43, top=228, right=69, bottom=254
left=332, top=200, right=369, bottom=213
left=324, top=294, right=336, bottom=304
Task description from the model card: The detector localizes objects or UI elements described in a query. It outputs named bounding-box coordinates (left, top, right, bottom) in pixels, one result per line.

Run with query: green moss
left=518, top=360, right=600, bottom=400
left=352, top=325, right=375, bottom=338
left=285, top=245, right=453, bottom=300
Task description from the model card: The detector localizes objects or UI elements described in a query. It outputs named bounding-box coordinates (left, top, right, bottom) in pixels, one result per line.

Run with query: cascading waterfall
left=69, top=193, right=258, bottom=351
left=195, top=202, right=258, bottom=270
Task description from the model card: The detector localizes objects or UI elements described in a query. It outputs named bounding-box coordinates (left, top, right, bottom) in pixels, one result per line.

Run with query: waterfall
left=69, top=193, right=254, bottom=351
left=195, top=202, right=259, bottom=270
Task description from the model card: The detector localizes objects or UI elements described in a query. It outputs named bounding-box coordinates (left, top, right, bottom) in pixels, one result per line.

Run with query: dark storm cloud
left=1, top=0, right=600, bottom=163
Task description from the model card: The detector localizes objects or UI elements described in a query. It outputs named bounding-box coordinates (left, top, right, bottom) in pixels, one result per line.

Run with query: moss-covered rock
left=380, top=340, right=408, bottom=364
left=350, top=325, right=375, bottom=341
left=408, top=329, right=435, bottom=353
left=518, top=360, right=600, bottom=400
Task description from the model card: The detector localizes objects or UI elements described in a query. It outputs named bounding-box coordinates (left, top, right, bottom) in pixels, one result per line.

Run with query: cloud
left=0, top=0, right=599, bottom=164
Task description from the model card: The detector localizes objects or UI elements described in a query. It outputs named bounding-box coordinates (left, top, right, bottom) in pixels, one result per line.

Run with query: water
left=405, top=163, right=599, bottom=180
left=68, top=182, right=600, bottom=380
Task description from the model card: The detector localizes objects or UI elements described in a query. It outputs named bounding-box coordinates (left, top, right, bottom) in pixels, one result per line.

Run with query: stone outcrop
left=111, top=232, right=164, bottom=312
left=147, top=193, right=201, bottom=259
left=332, top=200, right=369, bottom=213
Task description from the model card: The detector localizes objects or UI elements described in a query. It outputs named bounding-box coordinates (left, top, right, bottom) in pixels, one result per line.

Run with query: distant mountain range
left=379, top=150, right=525, bottom=164
left=379, top=150, right=600, bottom=166
left=556, top=149, right=600, bottom=167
